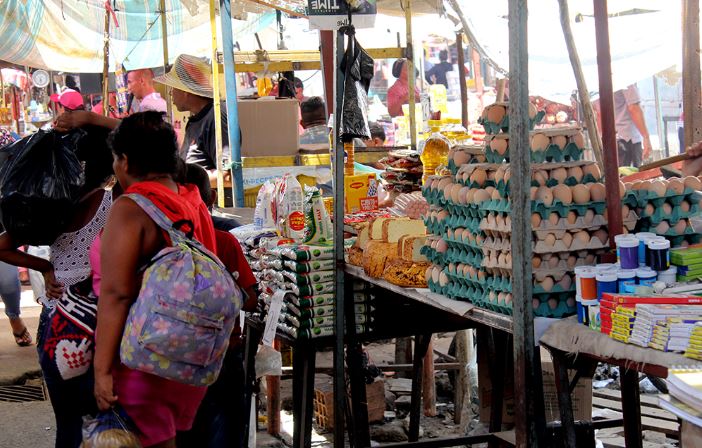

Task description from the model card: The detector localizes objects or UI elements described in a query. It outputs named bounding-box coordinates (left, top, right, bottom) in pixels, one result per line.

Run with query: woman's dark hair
left=73, top=125, right=114, bottom=191
left=391, top=58, right=419, bottom=79
left=184, top=163, right=213, bottom=207
left=108, top=111, right=177, bottom=177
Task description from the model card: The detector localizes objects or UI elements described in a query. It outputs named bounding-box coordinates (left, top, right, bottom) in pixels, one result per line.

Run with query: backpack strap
left=125, top=193, right=191, bottom=245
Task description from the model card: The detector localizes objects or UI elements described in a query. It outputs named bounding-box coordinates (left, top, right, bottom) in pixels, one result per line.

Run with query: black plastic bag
left=0, top=130, right=86, bottom=245
left=339, top=31, right=374, bottom=142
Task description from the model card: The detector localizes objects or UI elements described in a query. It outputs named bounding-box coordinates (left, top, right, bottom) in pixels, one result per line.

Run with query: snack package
left=253, top=181, right=276, bottom=230
left=303, top=187, right=333, bottom=244
left=280, top=244, right=334, bottom=261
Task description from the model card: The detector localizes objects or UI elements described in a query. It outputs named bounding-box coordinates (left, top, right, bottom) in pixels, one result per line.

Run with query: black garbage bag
left=0, top=130, right=86, bottom=245
left=339, top=30, right=374, bottom=142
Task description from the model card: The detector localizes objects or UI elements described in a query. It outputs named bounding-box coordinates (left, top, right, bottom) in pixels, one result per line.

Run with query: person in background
left=594, top=84, right=652, bottom=168
left=299, top=96, right=329, bottom=145
left=179, top=163, right=258, bottom=448
left=0, top=129, right=30, bottom=346
left=294, top=77, right=305, bottom=103
left=127, top=69, right=167, bottom=113
left=91, top=94, right=121, bottom=119
left=364, top=122, right=386, bottom=147
left=387, top=59, right=420, bottom=118
left=682, top=140, right=702, bottom=176
left=93, top=112, right=216, bottom=448
left=65, top=75, right=81, bottom=93
left=425, top=49, right=453, bottom=89
left=50, top=89, right=85, bottom=114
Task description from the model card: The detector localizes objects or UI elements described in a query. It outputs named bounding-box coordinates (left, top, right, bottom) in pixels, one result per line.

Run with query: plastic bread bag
left=253, top=181, right=276, bottom=230
left=82, top=406, right=142, bottom=447
left=303, top=187, right=333, bottom=244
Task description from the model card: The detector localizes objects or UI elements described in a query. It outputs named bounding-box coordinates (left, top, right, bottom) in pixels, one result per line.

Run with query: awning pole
left=209, top=0, right=226, bottom=207
left=683, top=0, right=702, bottom=149
left=220, top=0, right=244, bottom=207
left=593, top=0, right=623, bottom=242
left=101, top=4, right=111, bottom=117
left=456, top=32, right=468, bottom=128
left=159, top=0, right=173, bottom=122
left=404, top=0, right=417, bottom=150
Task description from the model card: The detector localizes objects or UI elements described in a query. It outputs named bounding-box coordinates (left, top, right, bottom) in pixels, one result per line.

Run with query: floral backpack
left=119, top=193, right=243, bottom=386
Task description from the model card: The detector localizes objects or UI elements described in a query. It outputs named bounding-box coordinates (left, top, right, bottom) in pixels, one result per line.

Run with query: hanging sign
left=307, top=0, right=377, bottom=30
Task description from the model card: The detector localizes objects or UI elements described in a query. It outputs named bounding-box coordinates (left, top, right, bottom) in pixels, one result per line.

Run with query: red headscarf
left=125, top=180, right=216, bottom=253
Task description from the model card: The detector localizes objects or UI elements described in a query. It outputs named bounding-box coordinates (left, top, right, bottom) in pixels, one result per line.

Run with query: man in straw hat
left=154, top=54, right=230, bottom=192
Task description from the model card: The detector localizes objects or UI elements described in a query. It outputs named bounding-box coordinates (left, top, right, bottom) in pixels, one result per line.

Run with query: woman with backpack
left=93, top=112, right=241, bottom=448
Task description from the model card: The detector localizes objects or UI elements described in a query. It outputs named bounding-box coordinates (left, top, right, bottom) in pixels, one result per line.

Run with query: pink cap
left=51, top=89, right=84, bottom=110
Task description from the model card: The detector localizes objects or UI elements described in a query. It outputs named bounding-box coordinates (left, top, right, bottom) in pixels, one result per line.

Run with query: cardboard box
left=237, top=98, right=300, bottom=157
left=344, top=173, right=378, bottom=213
left=478, top=347, right=592, bottom=425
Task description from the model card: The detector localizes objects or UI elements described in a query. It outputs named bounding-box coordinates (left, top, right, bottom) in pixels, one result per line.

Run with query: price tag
left=262, top=290, right=285, bottom=346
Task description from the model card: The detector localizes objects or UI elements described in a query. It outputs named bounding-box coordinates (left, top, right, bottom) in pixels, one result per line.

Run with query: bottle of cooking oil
left=420, top=119, right=451, bottom=185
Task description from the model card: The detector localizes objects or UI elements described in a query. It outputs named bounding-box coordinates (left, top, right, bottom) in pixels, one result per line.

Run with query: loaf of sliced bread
left=382, top=259, right=431, bottom=287
left=369, top=217, right=391, bottom=240
left=382, top=218, right=425, bottom=243
left=362, top=240, right=396, bottom=278
left=401, top=236, right=428, bottom=262
left=354, top=224, right=370, bottom=249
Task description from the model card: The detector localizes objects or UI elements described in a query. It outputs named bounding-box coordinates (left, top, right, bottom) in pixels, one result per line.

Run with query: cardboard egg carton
left=484, top=128, right=584, bottom=164
left=531, top=210, right=638, bottom=233
left=533, top=232, right=609, bottom=254
left=533, top=251, right=604, bottom=275
left=478, top=102, right=544, bottom=135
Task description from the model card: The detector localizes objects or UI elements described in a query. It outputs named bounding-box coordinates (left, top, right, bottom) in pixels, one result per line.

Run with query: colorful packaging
left=303, top=187, right=333, bottom=244
left=283, top=259, right=335, bottom=273
left=344, top=173, right=378, bottom=213
left=272, top=174, right=305, bottom=240
left=280, top=244, right=334, bottom=261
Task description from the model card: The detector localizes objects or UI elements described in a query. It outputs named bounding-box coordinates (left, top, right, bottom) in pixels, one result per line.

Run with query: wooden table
left=540, top=318, right=702, bottom=448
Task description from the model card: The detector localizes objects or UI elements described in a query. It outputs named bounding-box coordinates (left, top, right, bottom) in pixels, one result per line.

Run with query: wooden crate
left=314, top=379, right=385, bottom=429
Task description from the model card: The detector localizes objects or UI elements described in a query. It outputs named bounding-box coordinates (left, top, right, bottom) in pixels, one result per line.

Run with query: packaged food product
left=283, top=259, right=335, bottom=273
left=253, top=181, right=276, bottom=229
left=281, top=270, right=335, bottom=285
left=272, top=174, right=305, bottom=240
left=280, top=244, right=334, bottom=261
left=303, top=187, right=333, bottom=244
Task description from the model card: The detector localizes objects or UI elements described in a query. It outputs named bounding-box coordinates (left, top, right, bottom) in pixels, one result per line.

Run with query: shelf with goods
left=421, top=100, right=629, bottom=318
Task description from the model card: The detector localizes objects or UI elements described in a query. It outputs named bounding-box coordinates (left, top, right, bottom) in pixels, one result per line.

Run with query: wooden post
left=267, top=340, right=282, bottom=436
left=404, top=0, right=417, bottom=150
left=453, top=330, right=471, bottom=427
left=159, top=0, right=173, bottom=122
left=593, top=0, right=624, bottom=241
left=422, top=336, right=436, bottom=417
left=652, top=76, right=666, bottom=158
left=101, top=4, right=110, bottom=117
left=508, top=0, right=541, bottom=446
left=208, top=0, right=226, bottom=207
left=683, top=0, right=702, bottom=149
left=496, top=78, right=506, bottom=102
left=472, top=49, right=484, bottom=112
left=557, top=0, right=605, bottom=174
left=456, top=33, right=469, bottom=128
left=320, top=30, right=335, bottom=118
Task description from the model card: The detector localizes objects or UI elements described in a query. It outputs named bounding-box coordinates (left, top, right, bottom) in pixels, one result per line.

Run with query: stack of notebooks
left=629, top=304, right=702, bottom=351
left=672, top=248, right=702, bottom=282
left=685, top=325, right=702, bottom=360
left=659, top=367, right=702, bottom=427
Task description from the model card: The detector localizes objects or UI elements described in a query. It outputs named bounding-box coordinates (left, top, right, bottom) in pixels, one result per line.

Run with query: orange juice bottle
left=420, top=119, right=451, bottom=184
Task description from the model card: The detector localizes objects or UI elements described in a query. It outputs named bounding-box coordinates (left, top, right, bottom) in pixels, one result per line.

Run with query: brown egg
left=572, top=184, right=590, bottom=204
left=532, top=299, right=541, bottom=309
left=453, top=150, right=470, bottom=167
left=548, top=256, right=560, bottom=268
left=530, top=186, right=538, bottom=200
left=528, top=102, right=538, bottom=119
left=470, top=169, right=487, bottom=186
left=531, top=213, right=542, bottom=227
left=552, top=135, right=568, bottom=150
left=567, top=255, right=577, bottom=268
left=498, top=252, right=508, bottom=267
left=674, top=219, right=688, bottom=235
left=458, top=186, right=470, bottom=205
left=491, top=188, right=502, bottom=201
left=442, top=182, right=454, bottom=200
left=567, top=211, right=578, bottom=225
left=473, top=189, right=491, bottom=203
left=561, top=232, right=574, bottom=249
left=684, top=176, right=702, bottom=191
left=550, top=167, right=568, bottom=184
left=624, top=182, right=633, bottom=191
left=583, top=209, right=596, bottom=225
left=593, top=229, right=608, bottom=245
left=540, top=277, right=555, bottom=292
left=585, top=254, right=596, bottom=264
left=552, top=184, right=573, bottom=205
left=567, top=166, right=584, bottom=183
left=589, top=183, right=606, bottom=201
left=451, top=183, right=464, bottom=203
left=544, top=233, right=557, bottom=246
left=426, top=267, right=433, bottom=283
left=537, top=186, right=554, bottom=206
left=436, top=239, right=448, bottom=253
left=548, top=212, right=560, bottom=226
left=644, top=203, right=655, bottom=216
left=566, top=297, right=576, bottom=308
left=491, top=138, right=508, bottom=155
left=574, top=231, right=590, bottom=245
left=531, top=133, right=550, bottom=151
left=668, top=178, right=685, bottom=195
left=548, top=298, right=559, bottom=310
left=504, top=168, right=512, bottom=184
left=504, top=294, right=513, bottom=307
left=557, top=275, right=572, bottom=290
left=439, top=271, right=449, bottom=287
left=650, top=180, right=668, bottom=197
left=487, top=104, right=506, bottom=123
left=619, top=181, right=626, bottom=199
left=533, top=170, right=548, bottom=186
left=681, top=200, right=691, bottom=213
left=532, top=255, right=542, bottom=268
left=573, top=132, right=585, bottom=148
left=662, top=202, right=673, bottom=215
left=484, top=186, right=496, bottom=196
left=494, top=166, right=506, bottom=183
left=583, top=164, right=601, bottom=180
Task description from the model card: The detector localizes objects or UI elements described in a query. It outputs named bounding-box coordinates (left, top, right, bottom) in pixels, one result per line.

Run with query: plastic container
left=647, top=239, right=671, bottom=271
left=642, top=235, right=665, bottom=268
left=636, top=267, right=658, bottom=288
left=578, top=268, right=598, bottom=300
left=617, top=236, right=640, bottom=269
left=575, top=266, right=595, bottom=298
left=657, top=266, right=677, bottom=286
left=583, top=299, right=600, bottom=331
left=635, top=232, right=656, bottom=266
left=420, top=120, right=451, bottom=185
left=617, top=269, right=637, bottom=294
left=575, top=296, right=587, bottom=325
left=596, top=272, right=618, bottom=300
left=595, top=263, right=617, bottom=274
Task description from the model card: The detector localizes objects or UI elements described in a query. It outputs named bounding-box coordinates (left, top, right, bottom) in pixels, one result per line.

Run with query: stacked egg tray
left=477, top=102, right=545, bottom=135
left=625, top=178, right=702, bottom=247
left=447, top=145, right=486, bottom=175
left=483, top=127, right=586, bottom=164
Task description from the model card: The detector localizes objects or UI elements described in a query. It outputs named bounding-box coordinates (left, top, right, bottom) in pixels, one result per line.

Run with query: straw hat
left=154, top=54, right=213, bottom=98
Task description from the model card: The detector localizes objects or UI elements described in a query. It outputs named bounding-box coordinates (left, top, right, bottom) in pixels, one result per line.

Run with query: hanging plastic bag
left=255, top=344, right=282, bottom=378
left=339, top=28, right=374, bottom=141
left=0, top=130, right=85, bottom=245
left=81, top=406, right=142, bottom=447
